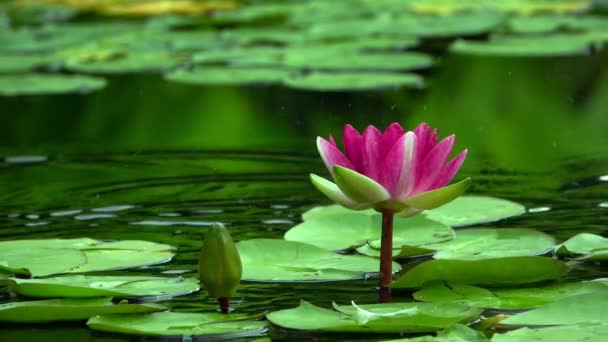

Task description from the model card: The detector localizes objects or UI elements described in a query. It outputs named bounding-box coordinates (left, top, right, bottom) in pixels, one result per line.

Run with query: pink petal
left=378, top=133, right=406, bottom=195
left=395, top=132, right=417, bottom=198
left=413, top=122, right=431, bottom=161
left=343, top=124, right=363, bottom=171
left=430, top=149, right=468, bottom=189
left=317, top=137, right=354, bottom=175
left=411, top=134, right=456, bottom=194
left=329, top=135, right=337, bottom=147
left=360, top=125, right=382, bottom=182
left=379, top=122, right=405, bottom=162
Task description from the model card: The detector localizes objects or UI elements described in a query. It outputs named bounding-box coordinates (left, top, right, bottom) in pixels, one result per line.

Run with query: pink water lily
left=310, top=122, right=470, bottom=294
left=311, top=122, right=470, bottom=217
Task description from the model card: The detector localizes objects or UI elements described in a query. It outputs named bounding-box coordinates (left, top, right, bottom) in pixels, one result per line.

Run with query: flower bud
left=199, top=223, right=242, bottom=298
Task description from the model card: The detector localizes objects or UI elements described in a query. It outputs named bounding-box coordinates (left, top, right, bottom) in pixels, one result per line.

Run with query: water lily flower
left=310, top=122, right=470, bottom=217
left=310, top=122, right=470, bottom=293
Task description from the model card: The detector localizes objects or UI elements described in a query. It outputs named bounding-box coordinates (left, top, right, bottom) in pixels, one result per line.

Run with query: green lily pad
left=87, top=311, right=267, bottom=337
left=413, top=280, right=608, bottom=309
left=429, top=228, right=554, bottom=260
left=193, top=47, right=284, bottom=66
left=65, top=52, right=184, bottom=73
left=237, top=239, right=401, bottom=282
left=301, top=205, right=374, bottom=221
left=0, top=73, right=107, bottom=96
left=508, top=15, right=608, bottom=34
left=501, top=293, right=608, bottom=326
left=391, top=257, right=569, bottom=289
left=383, top=324, right=489, bottom=341
left=0, top=54, right=59, bottom=73
left=450, top=33, right=606, bottom=57
left=6, top=275, right=199, bottom=299
left=285, top=213, right=453, bottom=252
left=165, top=67, right=290, bottom=86
left=0, top=238, right=175, bottom=277
left=423, top=196, right=526, bottom=227
left=266, top=300, right=482, bottom=333
left=283, top=50, right=433, bottom=71
left=0, top=297, right=165, bottom=323
left=493, top=324, right=608, bottom=342
left=359, top=227, right=554, bottom=259
left=284, top=71, right=424, bottom=91
left=556, top=233, right=608, bottom=260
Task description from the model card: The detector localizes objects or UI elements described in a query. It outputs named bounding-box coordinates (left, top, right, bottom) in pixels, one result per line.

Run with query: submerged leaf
left=284, top=71, right=424, bottom=91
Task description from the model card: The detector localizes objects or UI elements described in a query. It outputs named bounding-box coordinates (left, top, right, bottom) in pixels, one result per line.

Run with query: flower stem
left=379, top=210, right=394, bottom=297
left=218, top=297, right=230, bottom=313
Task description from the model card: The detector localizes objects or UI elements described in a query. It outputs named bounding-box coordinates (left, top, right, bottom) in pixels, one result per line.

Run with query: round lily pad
left=285, top=213, right=454, bottom=252
left=413, top=280, right=608, bottom=309
left=237, top=239, right=401, bottom=282
left=301, top=205, right=375, bottom=221
left=6, top=275, right=199, bottom=299
left=266, top=300, right=482, bottom=333
left=423, top=196, right=526, bottom=227
left=0, top=238, right=175, bottom=277
left=284, top=71, right=424, bottom=91
left=501, top=292, right=608, bottom=326
left=0, top=73, right=107, bottom=96
left=0, top=297, right=165, bottom=323
left=450, top=34, right=599, bottom=57
left=165, top=67, right=290, bottom=86
left=556, top=233, right=608, bottom=260
left=87, top=311, right=267, bottom=337
left=283, top=50, right=433, bottom=71
left=391, top=256, right=569, bottom=289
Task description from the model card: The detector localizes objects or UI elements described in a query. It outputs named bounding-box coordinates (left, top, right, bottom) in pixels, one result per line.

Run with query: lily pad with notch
left=0, top=297, right=165, bottom=323
left=0, top=238, right=176, bottom=277
left=285, top=213, right=454, bottom=252
left=5, top=275, right=199, bottom=299
left=266, top=300, right=482, bottom=333
left=87, top=311, right=267, bottom=337
left=555, top=233, right=608, bottom=260
left=237, top=239, right=401, bottom=282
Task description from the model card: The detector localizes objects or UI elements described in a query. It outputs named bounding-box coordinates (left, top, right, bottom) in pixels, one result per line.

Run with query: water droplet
left=599, top=202, right=608, bottom=208
left=599, top=175, right=608, bottom=182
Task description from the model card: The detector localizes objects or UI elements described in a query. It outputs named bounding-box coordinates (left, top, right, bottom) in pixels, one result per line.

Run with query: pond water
left=2, top=2, right=608, bottom=341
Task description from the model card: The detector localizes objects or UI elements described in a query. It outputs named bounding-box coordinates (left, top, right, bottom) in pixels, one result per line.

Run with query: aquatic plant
left=310, top=123, right=470, bottom=291
left=199, top=223, right=242, bottom=313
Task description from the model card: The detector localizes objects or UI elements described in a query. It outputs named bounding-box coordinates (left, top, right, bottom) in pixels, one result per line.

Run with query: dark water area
left=1, top=52, right=608, bottom=341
